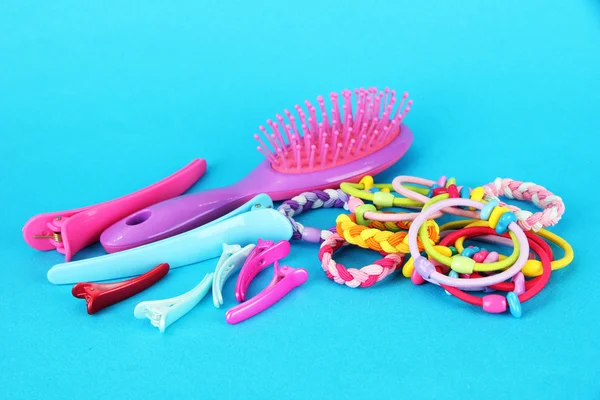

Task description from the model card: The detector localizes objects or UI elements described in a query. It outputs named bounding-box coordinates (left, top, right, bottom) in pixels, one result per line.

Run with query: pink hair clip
left=226, top=239, right=308, bottom=325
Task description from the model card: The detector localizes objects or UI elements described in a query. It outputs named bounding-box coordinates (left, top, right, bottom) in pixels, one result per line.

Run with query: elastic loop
left=373, top=191, right=395, bottom=209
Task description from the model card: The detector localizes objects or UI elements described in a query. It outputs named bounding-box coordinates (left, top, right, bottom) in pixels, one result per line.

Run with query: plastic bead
left=479, top=199, right=499, bottom=220
left=512, top=272, right=526, bottom=295
left=359, top=175, right=374, bottom=191
left=428, top=183, right=440, bottom=197
left=507, top=292, right=522, bottom=318
left=496, top=211, right=517, bottom=234
left=433, top=245, right=453, bottom=257
left=414, top=256, right=435, bottom=279
left=402, top=257, right=415, bottom=278
left=355, top=204, right=377, bottom=226
left=370, top=187, right=380, bottom=193
left=447, top=184, right=459, bottom=198
left=450, top=255, right=476, bottom=274
left=470, top=187, right=485, bottom=202
left=461, top=247, right=480, bottom=258
left=373, top=191, right=395, bottom=209
left=521, top=259, right=543, bottom=277
left=460, top=187, right=470, bottom=200
left=411, top=269, right=426, bottom=285
left=437, top=176, right=447, bottom=188
left=484, top=251, right=499, bottom=263
left=381, top=187, right=391, bottom=193
left=473, top=250, right=489, bottom=263
left=445, top=270, right=459, bottom=295
left=301, top=227, right=322, bottom=243
left=489, top=206, right=510, bottom=229
left=448, top=246, right=458, bottom=255
left=482, top=294, right=507, bottom=313
left=432, top=187, right=448, bottom=197
left=446, top=177, right=457, bottom=187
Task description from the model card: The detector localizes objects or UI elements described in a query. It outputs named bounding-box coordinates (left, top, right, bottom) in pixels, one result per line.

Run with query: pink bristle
left=383, top=87, right=390, bottom=110
left=343, top=90, right=353, bottom=124
left=366, top=129, right=379, bottom=148
left=394, top=92, right=409, bottom=119
left=271, top=122, right=286, bottom=148
left=356, top=134, right=367, bottom=154
left=295, top=145, right=302, bottom=170
left=306, top=101, right=319, bottom=135
left=377, top=111, right=389, bottom=132
left=344, top=127, right=353, bottom=148
left=308, top=117, right=315, bottom=137
left=297, top=106, right=309, bottom=134
left=270, top=134, right=281, bottom=152
left=277, top=148, right=289, bottom=170
left=305, top=134, right=312, bottom=157
left=277, top=114, right=292, bottom=143
left=346, top=138, right=356, bottom=158
left=257, top=146, right=276, bottom=164
left=320, top=143, right=329, bottom=166
left=342, top=105, right=350, bottom=143
left=378, top=126, right=391, bottom=145
left=331, top=129, right=339, bottom=148
left=302, top=125, right=310, bottom=149
left=317, top=96, right=330, bottom=133
left=289, top=115, right=300, bottom=142
left=309, top=145, right=316, bottom=169
left=332, top=142, right=342, bottom=165
left=260, top=125, right=278, bottom=151
left=290, top=134, right=298, bottom=149
left=358, top=122, right=368, bottom=138
left=301, top=123, right=310, bottom=140
left=331, top=116, right=338, bottom=138
left=366, top=117, right=379, bottom=137
left=330, top=92, right=342, bottom=128
left=320, top=132, right=327, bottom=155
left=318, top=123, right=325, bottom=145
left=254, top=134, right=275, bottom=158
left=353, top=109, right=365, bottom=134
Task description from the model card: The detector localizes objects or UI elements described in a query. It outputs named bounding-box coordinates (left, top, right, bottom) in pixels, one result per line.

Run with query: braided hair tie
left=336, top=213, right=440, bottom=254
left=318, top=233, right=404, bottom=288
left=482, top=178, right=565, bottom=232
left=277, top=189, right=349, bottom=243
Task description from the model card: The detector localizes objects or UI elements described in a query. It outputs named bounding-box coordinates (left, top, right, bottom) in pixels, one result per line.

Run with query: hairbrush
left=100, top=87, right=414, bottom=253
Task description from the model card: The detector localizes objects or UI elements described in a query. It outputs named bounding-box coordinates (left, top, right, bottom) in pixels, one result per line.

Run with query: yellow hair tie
left=336, top=213, right=440, bottom=254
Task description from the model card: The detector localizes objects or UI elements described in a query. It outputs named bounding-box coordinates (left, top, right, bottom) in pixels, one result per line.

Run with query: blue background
left=1, top=1, right=599, bottom=399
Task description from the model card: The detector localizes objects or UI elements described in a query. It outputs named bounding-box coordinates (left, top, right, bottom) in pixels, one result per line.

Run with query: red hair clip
left=72, top=263, right=170, bottom=314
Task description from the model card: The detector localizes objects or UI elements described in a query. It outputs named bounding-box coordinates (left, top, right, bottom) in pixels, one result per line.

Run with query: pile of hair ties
left=311, top=176, right=573, bottom=317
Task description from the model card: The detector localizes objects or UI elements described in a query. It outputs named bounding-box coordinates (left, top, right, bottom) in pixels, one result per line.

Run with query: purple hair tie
left=278, top=189, right=349, bottom=243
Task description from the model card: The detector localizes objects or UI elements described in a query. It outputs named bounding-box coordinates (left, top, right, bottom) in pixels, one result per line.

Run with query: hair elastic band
left=335, top=213, right=440, bottom=254
left=482, top=178, right=565, bottom=232
left=408, top=196, right=529, bottom=289
left=277, top=189, right=349, bottom=243
left=439, top=228, right=552, bottom=317
left=440, top=220, right=574, bottom=276
left=318, top=233, right=403, bottom=288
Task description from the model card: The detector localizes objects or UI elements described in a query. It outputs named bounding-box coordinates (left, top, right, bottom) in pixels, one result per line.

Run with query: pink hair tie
left=318, top=233, right=403, bottom=288
left=482, top=178, right=565, bottom=232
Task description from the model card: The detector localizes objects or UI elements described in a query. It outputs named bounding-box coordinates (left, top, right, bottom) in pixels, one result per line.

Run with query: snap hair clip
left=212, top=243, right=256, bottom=308
left=226, top=239, right=308, bottom=325
left=23, top=159, right=206, bottom=261
left=72, top=263, right=170, bottom=314
left=134, top=273, right=213, bottom=333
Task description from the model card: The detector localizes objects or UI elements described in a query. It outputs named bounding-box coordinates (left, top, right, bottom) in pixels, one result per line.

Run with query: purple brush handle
left=100, top=183, right=253, bottom=253
left=100, top=124, right=414, bottom=253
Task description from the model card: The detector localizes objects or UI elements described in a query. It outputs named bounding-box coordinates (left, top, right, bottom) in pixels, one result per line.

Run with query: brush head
left=254, top=87, right=412, bottom=174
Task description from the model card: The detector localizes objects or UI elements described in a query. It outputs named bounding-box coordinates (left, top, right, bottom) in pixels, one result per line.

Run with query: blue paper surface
left=1, top=1, right=599, bottom=398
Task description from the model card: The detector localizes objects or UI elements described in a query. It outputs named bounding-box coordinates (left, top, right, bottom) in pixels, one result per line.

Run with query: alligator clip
left=72, top=263, right=170, bottom=314
left=23, top=159, right=206, bottom=261
left=212, top=243, right=256, bottom=308
left=47, top=194, right=293, bottom=285
left=225, top=239, right=308, bottom=325
left=134, top=273, right=213, bottom=333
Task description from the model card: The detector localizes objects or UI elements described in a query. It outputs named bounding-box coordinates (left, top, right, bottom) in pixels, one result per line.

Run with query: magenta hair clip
left=226, top=239, right=308, bottom=325
left=72, top=263, right=170, bottom=314
left=23, top=159, right=206, bottom=261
